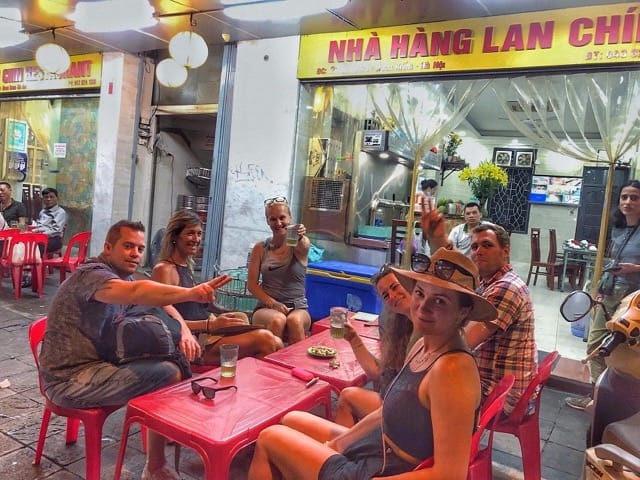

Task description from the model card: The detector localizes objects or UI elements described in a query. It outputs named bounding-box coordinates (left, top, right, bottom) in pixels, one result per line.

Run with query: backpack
left=101, top=305, right=191, bottom=378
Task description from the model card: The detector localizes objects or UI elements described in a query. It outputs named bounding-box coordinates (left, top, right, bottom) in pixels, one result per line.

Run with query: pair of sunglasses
left=370, top=262, right=392, bottom=286
left=411, top=253, right=477, bottom=290
left=191, top=377, right=238, bottom=400
left=264, top=196, right=288, bottom=206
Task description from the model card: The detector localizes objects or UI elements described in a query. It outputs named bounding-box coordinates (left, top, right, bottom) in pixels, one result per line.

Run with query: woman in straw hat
left=248, top=247, right=497, bottom=480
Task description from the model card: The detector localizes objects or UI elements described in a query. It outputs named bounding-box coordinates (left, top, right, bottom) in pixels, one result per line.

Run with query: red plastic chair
left=492, top=351, right=560, bottom=480
left=0, top=228, right=22, bottom=262
left=414, top=374, right=516, bottom=479
left=42, top=231, right=91, bottom=283
left=0, top=232, right=48, bottom=298
left=28, top=317, right=122, bottom=480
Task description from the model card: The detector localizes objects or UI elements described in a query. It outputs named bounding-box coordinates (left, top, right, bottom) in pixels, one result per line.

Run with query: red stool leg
left=65, top=417, right=81, bottom=444
left=82, top=419, right=106, bottom=480
left=518, top=422, right=542, bottom=480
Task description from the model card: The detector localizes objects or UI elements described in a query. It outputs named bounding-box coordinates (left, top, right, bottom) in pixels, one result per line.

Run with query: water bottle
left=374, top=208, right=384, bottom=226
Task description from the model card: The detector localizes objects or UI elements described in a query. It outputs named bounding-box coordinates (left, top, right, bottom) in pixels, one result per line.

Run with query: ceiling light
left=169, top=31, right=208, bottom=69
left=36, top=43, right=70, bottom=74
left=156, top=58, right=188, bottom=88
left=68, top=0, right=157, bottom=33
left=222, top=0, right=349, bottom=21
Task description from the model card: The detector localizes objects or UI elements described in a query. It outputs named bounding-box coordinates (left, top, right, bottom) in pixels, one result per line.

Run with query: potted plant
left=444, top=132, right=463, bottom=160
left=459, top=161, right=509, bottom=214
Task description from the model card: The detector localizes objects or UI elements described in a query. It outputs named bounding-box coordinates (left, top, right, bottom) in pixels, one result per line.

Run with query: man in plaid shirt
left=465, top=223, right=537, bottom=414
left=422, top=212, right=537, bottom=413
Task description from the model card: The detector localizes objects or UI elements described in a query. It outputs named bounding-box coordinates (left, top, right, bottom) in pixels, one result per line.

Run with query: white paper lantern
left=169, top=31, right=208, bottom=69
left=35, top=43, right=71, bottom=74
left=156, top=58, right=188, bottom=88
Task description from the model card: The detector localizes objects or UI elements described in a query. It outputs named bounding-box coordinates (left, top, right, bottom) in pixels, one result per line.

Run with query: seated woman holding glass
left=248, top=247, right=497, bottom=480
left=247, top=196, right=311, bottom=344
left=334, top=264, right=414, bottom=426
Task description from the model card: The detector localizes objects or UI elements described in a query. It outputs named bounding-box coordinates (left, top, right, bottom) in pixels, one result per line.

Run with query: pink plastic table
left=311, top=315, right=380, bottom=340
left=263, top=329, right=380, bottom=392
left=113, top=357, right=331, bottom=480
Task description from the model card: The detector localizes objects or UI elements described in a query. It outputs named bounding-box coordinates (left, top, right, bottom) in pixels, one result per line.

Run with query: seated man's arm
left=464, top=321, right=499, bottom=350
left=162, top=304, right=201, bottom=361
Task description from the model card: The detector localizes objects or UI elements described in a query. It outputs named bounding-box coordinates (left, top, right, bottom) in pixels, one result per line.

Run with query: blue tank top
left=258, top=238, right=308, bottom=308
left=382, top=347, right=474, bottom=460
left=172, top=264, right=209, bottom=320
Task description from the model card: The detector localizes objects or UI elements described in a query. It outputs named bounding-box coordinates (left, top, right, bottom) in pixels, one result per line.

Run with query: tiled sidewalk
left=0, top=279, right=591, bottom=479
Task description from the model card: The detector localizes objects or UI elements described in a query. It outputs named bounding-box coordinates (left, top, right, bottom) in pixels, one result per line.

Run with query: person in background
left=0, top=211, right=6, bottom=230
left=566, top=180, right=640, bottom=410
left=32, top=187, right=67, bottom=253
left=448, top=202, right=487, bottom=258
left=39, top=220, right=229, bottom=480
left=332, top=264, right=413, bottom=427
left=247, top=248, right=497, bottom=480
left=0, top=181, right=27, bottom=225
left=421, top=208, right=537, bottom=415
left=151, top=210, right=283, bottom=364
left=248, top=196, right=311, bottom=344
left=414, top=178, right=438, bottom=214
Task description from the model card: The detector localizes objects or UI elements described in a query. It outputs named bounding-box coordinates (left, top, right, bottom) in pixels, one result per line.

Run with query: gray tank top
left=258, top=238, right=308, bottom=309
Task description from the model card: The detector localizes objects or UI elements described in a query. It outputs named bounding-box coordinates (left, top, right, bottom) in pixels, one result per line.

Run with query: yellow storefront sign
left=298, top=3, right=640, bottom=79
left=0, top=53, right=102, bottom=94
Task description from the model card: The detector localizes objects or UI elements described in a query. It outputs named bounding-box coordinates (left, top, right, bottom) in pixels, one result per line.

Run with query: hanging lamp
left=156, top=58, right=188, bottom=88
left=35, top=30, right=70, bottom=75
left=169, top=31, right=208, bottom=69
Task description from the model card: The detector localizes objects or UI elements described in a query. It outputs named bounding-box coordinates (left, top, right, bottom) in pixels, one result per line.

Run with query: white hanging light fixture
left=156, top=58, right=188, bottom=88
left=35, top=31, right=70, bottom=75
left=169, top=31, right=208, bottom=69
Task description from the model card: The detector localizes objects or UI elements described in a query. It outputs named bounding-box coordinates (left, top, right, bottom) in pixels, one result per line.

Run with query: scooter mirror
left=560, top=290, right=594, bottom=323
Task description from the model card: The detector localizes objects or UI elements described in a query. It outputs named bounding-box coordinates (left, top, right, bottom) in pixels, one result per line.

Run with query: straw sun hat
left=391, top=247, right=497, bottom=322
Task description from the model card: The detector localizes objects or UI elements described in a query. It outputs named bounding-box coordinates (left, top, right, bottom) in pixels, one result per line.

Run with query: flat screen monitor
left=530, top=175, right=581, bottom=206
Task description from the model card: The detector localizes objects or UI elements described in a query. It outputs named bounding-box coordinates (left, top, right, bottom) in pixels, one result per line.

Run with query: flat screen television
left=530, top=175, right=581, bottom=206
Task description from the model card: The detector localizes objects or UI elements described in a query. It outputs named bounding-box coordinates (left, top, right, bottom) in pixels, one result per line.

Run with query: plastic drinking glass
left=220, top=344, right=239, bottom=378
left=286, top=224, right=299, bottom=247
left=330, top=307, right=348, bottom=339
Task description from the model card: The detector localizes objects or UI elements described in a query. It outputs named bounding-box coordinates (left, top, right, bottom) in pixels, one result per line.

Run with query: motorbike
left=560, top=290, right=640, bottom=479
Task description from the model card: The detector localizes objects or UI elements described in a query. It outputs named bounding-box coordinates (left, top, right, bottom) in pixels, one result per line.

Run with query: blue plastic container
left=306, top=261, right=383, bottom=320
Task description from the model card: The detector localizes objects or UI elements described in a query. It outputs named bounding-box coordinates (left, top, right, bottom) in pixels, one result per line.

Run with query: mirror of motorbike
left=560, top=290, right=596, bottom=322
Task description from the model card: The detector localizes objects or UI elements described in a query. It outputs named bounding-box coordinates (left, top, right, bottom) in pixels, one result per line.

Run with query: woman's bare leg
left=252, top=308, right=287, bottom=338
left=248, top=424, right=336, bottom=480
left=285, top=309, right=311, bottom=343
left=334, top=387, right=382, bottom=427
left=281, top=411, right=347, bottom=441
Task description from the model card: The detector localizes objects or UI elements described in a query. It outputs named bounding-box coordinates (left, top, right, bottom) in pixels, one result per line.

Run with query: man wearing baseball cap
left=421, top=207, right=537, bottom=414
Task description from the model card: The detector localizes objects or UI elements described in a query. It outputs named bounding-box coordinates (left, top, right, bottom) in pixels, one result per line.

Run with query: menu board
left=530, top=176, right=582, bottom=206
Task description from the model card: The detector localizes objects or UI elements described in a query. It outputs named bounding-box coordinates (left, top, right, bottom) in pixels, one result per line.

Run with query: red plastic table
left=113, top=357, right=331, bottom=480
left=263, top=329, right=380, bottom=392
left=310, top=315, right=380, bottom=340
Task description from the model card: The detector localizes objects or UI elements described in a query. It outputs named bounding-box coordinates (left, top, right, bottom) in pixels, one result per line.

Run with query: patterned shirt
left=475, top=264, right=537, bottom=414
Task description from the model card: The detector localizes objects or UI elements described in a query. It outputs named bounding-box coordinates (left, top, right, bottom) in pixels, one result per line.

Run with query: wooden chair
left=43, top=231, right=91, bottom=283
left=526, top=228, right=580, bottom=290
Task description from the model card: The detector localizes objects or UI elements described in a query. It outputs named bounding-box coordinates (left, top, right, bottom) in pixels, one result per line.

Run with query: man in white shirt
left=32, top=187, right=67, bottom=253
left=448, top=202, right=487, bottom=257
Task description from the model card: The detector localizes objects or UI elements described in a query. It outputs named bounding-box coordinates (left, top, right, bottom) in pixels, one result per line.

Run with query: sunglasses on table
left=264, top=196, right=288, bottom=206
left=191, top=377, right=238, bottom=400
left=411, top=253, right=477, bottom=290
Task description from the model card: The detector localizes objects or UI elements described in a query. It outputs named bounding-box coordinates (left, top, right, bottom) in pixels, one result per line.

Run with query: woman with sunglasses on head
left=152, top=210, right=283, bottom=365
left=248, top=248, right=497, bottom=480
left=248, top=196, right=311, bottom=344
left=332, top=265, right=413, bottom=427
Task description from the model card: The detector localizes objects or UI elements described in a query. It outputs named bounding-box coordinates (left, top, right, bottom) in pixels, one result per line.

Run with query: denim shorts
left=45, top=359, right=180, bottom=409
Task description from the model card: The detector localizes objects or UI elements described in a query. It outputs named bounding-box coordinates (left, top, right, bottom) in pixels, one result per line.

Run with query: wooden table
left=113, top=357, right=331, bottom=480
left=311, top=314, right=380, bottom=340
left=263, top=329, right=380, bottom=392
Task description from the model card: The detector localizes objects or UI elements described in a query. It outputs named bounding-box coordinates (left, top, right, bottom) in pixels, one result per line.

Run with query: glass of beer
left=286, top=224, right=299, bottom=247
left=220, top=344, right=239, bottom=378
left=330, top=307, right=348, bottom=339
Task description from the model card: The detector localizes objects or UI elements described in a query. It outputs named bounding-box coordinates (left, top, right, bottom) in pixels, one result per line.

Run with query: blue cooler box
left=306, top=261, right=383, bottom=320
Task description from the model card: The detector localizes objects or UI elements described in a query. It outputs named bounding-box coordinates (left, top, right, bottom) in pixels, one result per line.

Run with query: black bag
left=102, top=305, right=191, bottom=378
left=598, top=271, right=616, bottom=296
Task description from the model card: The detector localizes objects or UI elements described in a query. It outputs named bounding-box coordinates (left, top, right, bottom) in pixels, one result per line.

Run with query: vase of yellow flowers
left=459, top=161, right=509, bottom=214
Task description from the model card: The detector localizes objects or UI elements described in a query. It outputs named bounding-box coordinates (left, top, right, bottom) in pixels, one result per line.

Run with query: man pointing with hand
left=39, top=220, right=230, bottom=480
